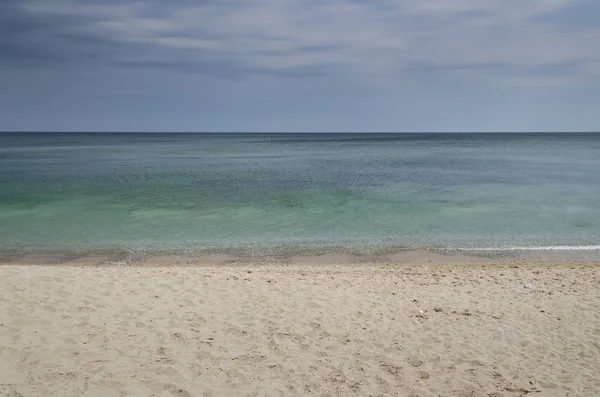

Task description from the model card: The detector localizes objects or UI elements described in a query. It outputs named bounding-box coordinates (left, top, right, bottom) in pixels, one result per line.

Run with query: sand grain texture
left=1, top=264, right=599, bottom=397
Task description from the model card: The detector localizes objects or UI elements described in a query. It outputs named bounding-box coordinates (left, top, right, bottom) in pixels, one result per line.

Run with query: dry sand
left=1, top=261, right=599, bottom=397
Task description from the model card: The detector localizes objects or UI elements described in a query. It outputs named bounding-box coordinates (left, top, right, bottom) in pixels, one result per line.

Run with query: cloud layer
left=3, top=0, right=600, bottom=84
left=1, top=0, right=600, bottom=131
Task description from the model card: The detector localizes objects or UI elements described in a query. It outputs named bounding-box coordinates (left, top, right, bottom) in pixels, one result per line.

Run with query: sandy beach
left=1, top=259, right=599, bottom=397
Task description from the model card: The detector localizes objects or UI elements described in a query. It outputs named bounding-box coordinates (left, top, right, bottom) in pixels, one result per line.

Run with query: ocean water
left=1, top=132, right=599, bottom=255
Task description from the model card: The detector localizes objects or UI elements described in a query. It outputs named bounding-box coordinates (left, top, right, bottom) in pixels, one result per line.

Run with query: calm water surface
left=1, top=133, right=599, bottom=255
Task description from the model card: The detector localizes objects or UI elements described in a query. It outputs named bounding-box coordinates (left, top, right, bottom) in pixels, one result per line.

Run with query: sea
left=1, top=132, right=599, bottom=257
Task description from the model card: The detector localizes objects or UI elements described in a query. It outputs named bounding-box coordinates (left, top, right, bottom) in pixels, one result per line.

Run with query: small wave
left=455, top=245, right=600, bottom=252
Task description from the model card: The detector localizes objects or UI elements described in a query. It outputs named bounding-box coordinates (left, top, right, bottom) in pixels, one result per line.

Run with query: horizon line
left=2, top=131, right=600, bottom=134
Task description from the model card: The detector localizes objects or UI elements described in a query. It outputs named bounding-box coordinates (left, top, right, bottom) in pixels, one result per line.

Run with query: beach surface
left=1, top=260, right=599, bottom=397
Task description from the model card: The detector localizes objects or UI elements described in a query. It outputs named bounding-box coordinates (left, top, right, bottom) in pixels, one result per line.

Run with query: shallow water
left=1, top=132, right=599, bottom=255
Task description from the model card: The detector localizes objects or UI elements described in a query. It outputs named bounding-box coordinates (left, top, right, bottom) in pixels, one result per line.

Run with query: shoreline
left=2, top=247, right=600, bottom=266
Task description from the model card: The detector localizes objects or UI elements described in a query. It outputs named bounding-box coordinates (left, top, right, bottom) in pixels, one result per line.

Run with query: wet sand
left=3, top=247, right=600, bottom=267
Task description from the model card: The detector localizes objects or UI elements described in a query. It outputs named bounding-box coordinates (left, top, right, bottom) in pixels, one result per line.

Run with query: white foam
left=456, top=245, right=600, bottom=252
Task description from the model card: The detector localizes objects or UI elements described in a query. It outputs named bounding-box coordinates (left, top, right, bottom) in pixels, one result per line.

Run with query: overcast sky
left=1, top=0, right=599, bottom=132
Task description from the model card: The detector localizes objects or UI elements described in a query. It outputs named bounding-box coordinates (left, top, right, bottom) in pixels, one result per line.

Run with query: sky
left=1, top=0, right=600, bottom=132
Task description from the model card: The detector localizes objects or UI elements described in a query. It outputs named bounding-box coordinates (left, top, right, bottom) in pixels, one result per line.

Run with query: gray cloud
left=2, top=0, right=600, bottom=85
left=534, top=0, right=600, bottom=31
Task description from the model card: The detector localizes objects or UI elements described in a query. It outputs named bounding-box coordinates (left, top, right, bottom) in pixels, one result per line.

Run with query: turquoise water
left=1, top=133, right=599, bottom=255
